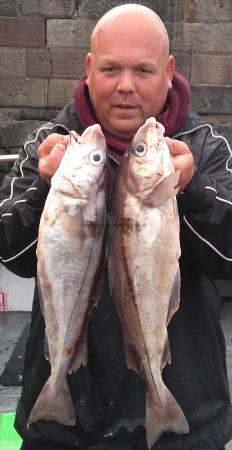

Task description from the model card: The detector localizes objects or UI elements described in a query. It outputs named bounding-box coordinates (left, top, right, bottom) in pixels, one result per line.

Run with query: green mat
left=0, top=412, right=22, bottom=450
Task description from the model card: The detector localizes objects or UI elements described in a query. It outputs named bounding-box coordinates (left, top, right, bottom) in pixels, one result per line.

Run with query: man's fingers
left=165, top=137, right=191, bottom=156
left=38, top=143, right=66, bottom=185
left=49, top=143, right=66, bottom=161
left=165, top=137, right=195, bottom=191
left=38, top=133, right=69, bottom=158
left=38, top=133, right=70, bottom=185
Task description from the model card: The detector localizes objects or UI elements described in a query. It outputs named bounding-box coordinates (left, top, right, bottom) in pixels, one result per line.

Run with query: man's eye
left=138, top=68, right=152, bottom=75
left=102, top=67, right=117, bottom=73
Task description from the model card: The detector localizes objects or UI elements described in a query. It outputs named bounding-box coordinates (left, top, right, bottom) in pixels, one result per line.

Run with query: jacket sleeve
left=0, top=122, right=59, bottom=278
left=177, top=125, right=232, bottom=279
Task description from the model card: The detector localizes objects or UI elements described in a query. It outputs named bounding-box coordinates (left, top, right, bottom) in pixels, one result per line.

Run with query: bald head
left=85, top=3, right=175, bottom=145
left=91, top=4, right=169, bottom=58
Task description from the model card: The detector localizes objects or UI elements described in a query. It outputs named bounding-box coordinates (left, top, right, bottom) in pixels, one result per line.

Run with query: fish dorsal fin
left=145, top=170, right=180, bottom=208
left=68, top=332, right=88, bottom=373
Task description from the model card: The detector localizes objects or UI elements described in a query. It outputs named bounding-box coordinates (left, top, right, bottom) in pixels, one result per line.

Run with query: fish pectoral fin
left=161, top=336, right=171, bottom=370
left=167, top=267, right=181, bottom=325
left=125, top=344, right=140, bottom=375
left=145, top=170, right=180, bottom=207
left=68, top=332, right=88, bottom=374
left=44, top=332, right=50, bottom=362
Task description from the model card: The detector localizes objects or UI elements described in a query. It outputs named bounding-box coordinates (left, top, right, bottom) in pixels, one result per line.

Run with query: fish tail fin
left=146, top=383, right=189, bottom=449
left=27, top=376, right=75, bottom=428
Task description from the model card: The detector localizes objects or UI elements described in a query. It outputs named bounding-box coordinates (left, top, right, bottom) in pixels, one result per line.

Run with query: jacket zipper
left=54, top=123, right=71, bottom=134
left=172, top=124, right=209, bottom=139
left=109, top=154, right=120, bottom=165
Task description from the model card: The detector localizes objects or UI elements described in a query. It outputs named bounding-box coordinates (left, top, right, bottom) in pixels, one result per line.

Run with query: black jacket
left=0, top=102, right=232, bottom=450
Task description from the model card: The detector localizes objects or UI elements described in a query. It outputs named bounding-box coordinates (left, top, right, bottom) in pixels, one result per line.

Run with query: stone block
left=77, top=0, right=185, bottom=22
left=189, top=23, right=232, bottom=53
left=47, top=18, right=95, bottom=48
left=0, top=0, right=22, bottom=16
left=192, top=86, right=232, bottom=115
left=166, top=22, right=190, bottom=52
left=0, top=107, right=58, bottom=123
left=26, top=49, right=51, bottom=79
left=185, top=0, right=232, bottom=22
left=47, top=79, right=77, bottom=108
left=0, top=0, right=77, bottom=18
left=22, top=0, right=77, bottom=18
left=172, top=51, right=191, bottom=80
left=0, top=48, right=26, bottom=78
left=50, top=47, right=88, bottom=79
left=167, top=22, right=232, bottom=53
left=0, top=79, right=47, bottom=108
left=0, top=18, right=45, bottom=48
left=191, top=54, right=232, bottom=86
left=0, top=120, right=47, bottom=148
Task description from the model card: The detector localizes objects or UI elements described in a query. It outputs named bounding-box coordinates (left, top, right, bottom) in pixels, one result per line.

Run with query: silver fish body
left=28, top=124, right=108, bottom=427
left=108, top=117, right=189, bottom=448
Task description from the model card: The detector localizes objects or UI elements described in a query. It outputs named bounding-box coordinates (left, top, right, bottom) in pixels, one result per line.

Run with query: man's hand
left=38, top=134, right=69, bottom=185
left=165, top=137, right=195, bottom=193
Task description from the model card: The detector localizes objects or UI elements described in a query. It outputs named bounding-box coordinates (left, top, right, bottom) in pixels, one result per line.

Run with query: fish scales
left=109, top=117, right=189, bottom=448
left=28, top=125, right=108, bottom=427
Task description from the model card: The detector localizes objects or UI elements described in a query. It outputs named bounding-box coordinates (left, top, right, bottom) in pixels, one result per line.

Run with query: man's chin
left=109, top=119, right=143, bottom=140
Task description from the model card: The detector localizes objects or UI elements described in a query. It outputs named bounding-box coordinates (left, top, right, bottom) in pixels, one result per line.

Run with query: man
left=0, top=4, right=232, bottom=450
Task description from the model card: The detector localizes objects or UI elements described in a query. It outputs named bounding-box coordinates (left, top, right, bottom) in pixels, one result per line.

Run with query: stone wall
left=0, top=0, right=231, bottom=179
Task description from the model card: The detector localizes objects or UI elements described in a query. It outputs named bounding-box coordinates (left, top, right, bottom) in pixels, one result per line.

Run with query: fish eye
left=89, top=150, right=104, bottom=165
left=133, top=142, right=147, bottom=157
left=93, top=153, right=101, bottom=162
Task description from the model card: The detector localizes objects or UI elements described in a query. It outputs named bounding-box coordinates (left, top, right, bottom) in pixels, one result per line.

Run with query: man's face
left=85, top=18, right=175, bottom=144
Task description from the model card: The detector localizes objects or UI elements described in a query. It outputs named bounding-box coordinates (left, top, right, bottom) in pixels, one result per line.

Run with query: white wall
left=0, top=265, right=34, bottom=311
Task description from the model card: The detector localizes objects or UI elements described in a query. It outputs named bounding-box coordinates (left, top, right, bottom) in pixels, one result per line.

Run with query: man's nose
left=117, top=70, right=135, bottom=93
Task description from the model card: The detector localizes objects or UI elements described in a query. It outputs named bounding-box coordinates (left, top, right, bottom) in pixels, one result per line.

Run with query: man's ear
left=166, top=55, right=176, bottom=90
left=85, top=52, right=92, bottom=85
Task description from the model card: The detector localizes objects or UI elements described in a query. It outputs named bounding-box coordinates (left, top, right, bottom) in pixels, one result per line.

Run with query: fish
left=27, top=124, right=108, bottom=427
left=108, top=117, right=189, bottom=448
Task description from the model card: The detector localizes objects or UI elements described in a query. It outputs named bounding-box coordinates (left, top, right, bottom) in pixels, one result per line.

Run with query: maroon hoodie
left=74, top=72, right=192, bottom=161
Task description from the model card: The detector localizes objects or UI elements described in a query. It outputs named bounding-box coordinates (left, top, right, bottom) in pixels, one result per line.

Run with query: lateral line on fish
left=121, top=233, right=163, bottom=412
left=135, top=299, right=163, bottom=414
left=54, top=206, right=99, bottom=375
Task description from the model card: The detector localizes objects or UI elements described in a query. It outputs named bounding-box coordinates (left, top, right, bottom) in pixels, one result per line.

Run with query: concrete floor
left=0, top=311, right=30, bottom=414
left=0, top=307, right=232, bottom=449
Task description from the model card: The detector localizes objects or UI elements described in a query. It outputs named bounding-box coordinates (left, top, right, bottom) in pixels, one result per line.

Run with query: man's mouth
left=115, top=104, right=136, bottom=109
